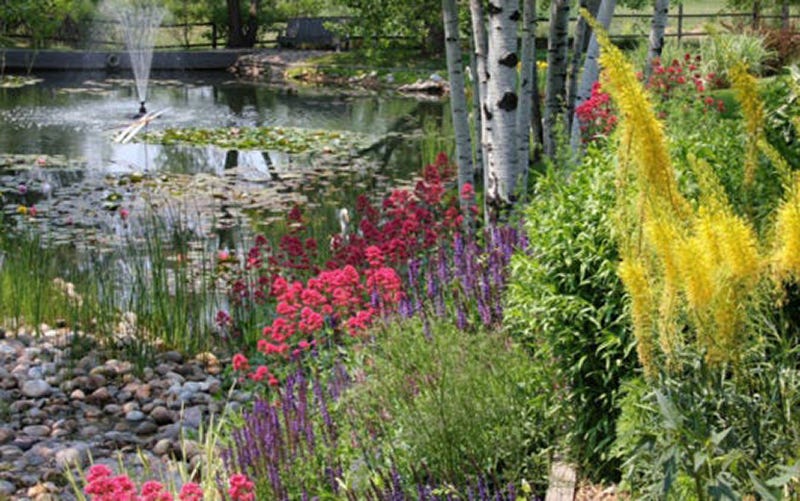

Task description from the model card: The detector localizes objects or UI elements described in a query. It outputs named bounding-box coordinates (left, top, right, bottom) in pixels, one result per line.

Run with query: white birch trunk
left=442, top=0, right=474, bottom=213
left=485, top=0, right=520, bottom=215
left=569, top=0, right=617, bottom=152
left=566, top=0, right=601, bottom=133
left=542, top=0, right=570, bottom=158
left=469, top=0, right=491, bottom=222
left=516, top=0, right=536, bottom=191
left=645, top=0, right=670, bottom=76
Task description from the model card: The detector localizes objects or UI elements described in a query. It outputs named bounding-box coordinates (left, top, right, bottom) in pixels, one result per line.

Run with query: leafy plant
left=340, top=317, right=546, bottom=491
left=505, top=144, right=637, bottom=483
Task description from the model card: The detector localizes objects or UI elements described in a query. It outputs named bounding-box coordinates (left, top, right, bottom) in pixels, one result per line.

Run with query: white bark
left=442, top=0, right=474, bottom=212
left=485, top=0, right=520, bottom=213
left=542, top=0, right=570, bottom=158
left=645, top=0, right=670, bottom=76
left=516, top=0, right=536, bottom=190
left=566, top=0, right=601, bottom=133
left=469, top=0, right=490, bottom=221
left=569, top=0, right=617, bottom=152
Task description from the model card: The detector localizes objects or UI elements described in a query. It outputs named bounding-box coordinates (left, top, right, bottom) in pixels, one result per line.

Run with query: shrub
left=698, top=27, right=772, bottom=85
left=585, top=12, right=800, bottom=497
left=340, top=317, right=547, bottom=492
left=505, top=144, right=637, bottom=482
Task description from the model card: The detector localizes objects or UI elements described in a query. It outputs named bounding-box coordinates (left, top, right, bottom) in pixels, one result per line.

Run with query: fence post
left=782, top=0, right=790, bottom=29
left=212, top=22, right=217, bottom=49
left=677, top=3, right=683, bottom=44
left=752, top=0, right=761, bottom=30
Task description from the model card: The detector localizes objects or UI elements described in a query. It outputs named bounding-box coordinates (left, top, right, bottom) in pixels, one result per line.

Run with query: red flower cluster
left=647, top=54, right=725, bottom=113
left=228, top=474, right=256, bottom=501
left=576, top=53, right=727, bottom=144
left=229, top=155, right=461, bottom=384
left=576, top=81, right=618, bottom=143
left=83, top=464, right=204, bottom=501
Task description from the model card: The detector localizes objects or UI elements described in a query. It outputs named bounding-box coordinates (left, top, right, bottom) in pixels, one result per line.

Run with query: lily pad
left=139, top=126, right=374, bottom=155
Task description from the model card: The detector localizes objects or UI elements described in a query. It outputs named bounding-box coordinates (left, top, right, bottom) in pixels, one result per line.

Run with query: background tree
left=335, top=0, right=444, bottom=53
left=225, top=0, right=260, bottom=47
left=542, top=0, right=570, bottom=158
left=442, top=0, right=474, bottom=214
left=645, top=0, right=669, bottom=74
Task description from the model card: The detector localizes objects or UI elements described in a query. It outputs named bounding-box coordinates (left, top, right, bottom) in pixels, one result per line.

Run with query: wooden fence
left=4, top=6, right=799, bottom=52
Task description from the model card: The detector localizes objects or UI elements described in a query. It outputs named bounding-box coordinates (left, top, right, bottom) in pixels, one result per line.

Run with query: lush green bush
left=504, top=145, right=637, bottom=482
left=338, top=317, right=547, bottom=491
left=698, top=27, right=772, bottom=84
left=614, top=332, right=800, bottom=499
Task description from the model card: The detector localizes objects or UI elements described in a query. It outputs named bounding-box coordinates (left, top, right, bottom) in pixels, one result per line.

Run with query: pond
left=0, top=71, right=452, bottom=243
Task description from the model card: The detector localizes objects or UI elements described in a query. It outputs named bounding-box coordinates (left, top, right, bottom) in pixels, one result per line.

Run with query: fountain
left=113, top=0, right=166, bottom=115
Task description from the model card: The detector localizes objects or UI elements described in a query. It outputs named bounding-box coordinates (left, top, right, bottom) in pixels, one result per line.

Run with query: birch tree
left=516, top=0, right=537, bottom=190
left=645, top=0, right=670, bottom=75
left=469, top=0, right=490, bottom=219
left=542, top=0, right=570, bottom=158
left=484, top=0, right=521, bottom=215
left=442, top=0, right=474, bottom=212
left=566, top=0, right=602, bottom=134
left=570, top=0, right=617, bottom=151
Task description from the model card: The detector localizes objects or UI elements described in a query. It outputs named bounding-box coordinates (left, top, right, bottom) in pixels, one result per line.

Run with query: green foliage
left=504, top=145, right=637, bottom=482
left=333, top=0, right=441, bottom=51
left=140, top=126, right=371, bottom=155
left=338, top=317, right=547, bottom=490
left=698, top=27, right=772, bottom=83
left=762, top=68, right=800, bottom=168
left=614, top=332, right=800, bottom=499
left=0, top=0, right=98, bottom=49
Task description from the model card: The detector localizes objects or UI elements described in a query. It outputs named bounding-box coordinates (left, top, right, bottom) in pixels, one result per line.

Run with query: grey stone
left=125, top=410, right=146, bottom=422
left=0, top=480, right=15, bottom=496
left=55, top=443, right=90, bottom=469
left=135, top=421, right=158, bottom=435
left=22, top=425, right=50, bottom=437
left=153, top=438, right=171, bottom=456
left=21, top=379, right=52, bottom=398
left=150, top=406, right=174, bottom=425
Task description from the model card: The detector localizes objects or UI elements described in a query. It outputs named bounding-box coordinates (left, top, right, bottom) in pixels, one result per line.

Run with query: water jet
left=112, top=0, right=165, bottom=115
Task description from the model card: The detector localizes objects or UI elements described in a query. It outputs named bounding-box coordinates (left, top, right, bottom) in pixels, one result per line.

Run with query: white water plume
left=112, top=0, right=166, bottom=106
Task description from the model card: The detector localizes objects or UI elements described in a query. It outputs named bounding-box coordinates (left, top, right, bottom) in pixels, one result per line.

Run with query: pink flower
left=232, top=353, right=250, bottom=372
left=228, top=474, right=256, bottom=501
left=460, top=182, right=475, bottom=200
left=178, top=482, right=203, bottom=501
left=178, top=482, right=204, bottom=501
left=120, top=208, right=130, bottom=220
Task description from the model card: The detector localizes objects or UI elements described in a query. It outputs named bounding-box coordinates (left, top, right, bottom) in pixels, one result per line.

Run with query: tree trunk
left=516, top=0, right=536, bottom=190
left=566, top=0, right=601, bottom=134
left=470, top=49, right=485, bottom=186
left=485, top=0, right=520, bottom=218
left=226, top=0, right=259, bottom=48
left=442, top=0, right=474, bottom=214
left=645, top=0, right=669, bottom=77
left=570, top=0, right=617, bottom=152
left=470, top=0, right=491, bottom=221
left=226, top=0, right=245, bottom=47
left=244, top=0, right=259, bottom=47
left=542, top=0, right=570, bottom=158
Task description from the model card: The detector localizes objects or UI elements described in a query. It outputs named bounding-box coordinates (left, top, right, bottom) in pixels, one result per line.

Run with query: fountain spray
left=113, top=0, right=165, bottom=115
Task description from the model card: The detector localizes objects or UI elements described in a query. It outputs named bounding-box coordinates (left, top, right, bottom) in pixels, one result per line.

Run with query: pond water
left=0, top=71, right=452, bottom=242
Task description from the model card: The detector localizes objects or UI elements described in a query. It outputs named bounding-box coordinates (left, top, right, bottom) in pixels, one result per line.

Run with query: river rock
left=21, top=379, right=52, bottom=398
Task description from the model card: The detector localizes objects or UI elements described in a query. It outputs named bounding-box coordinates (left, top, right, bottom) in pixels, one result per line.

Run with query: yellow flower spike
left=618, top=257, right=657, bottom=379
left=16, top=205, right=27, bottom=215
left=730, top=63, right=764, bottom=188
left=580, top=8, right=688, bottom=220
left=773, top=176, right=800, bottom=279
